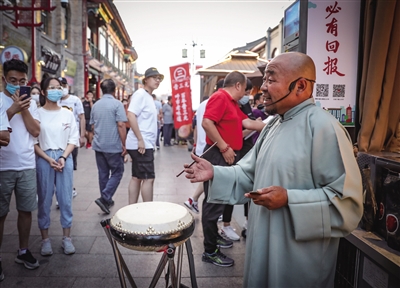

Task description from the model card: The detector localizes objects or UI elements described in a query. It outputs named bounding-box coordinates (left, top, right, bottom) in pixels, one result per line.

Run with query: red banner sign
left=169, top=63, right=193, bottom=132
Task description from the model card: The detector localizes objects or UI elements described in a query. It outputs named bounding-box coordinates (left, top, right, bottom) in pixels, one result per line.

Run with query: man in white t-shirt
left=58, top=77, right=86, bottom=171
left=0, top=60, right=41, bottom=279
left=183, top=96, right=209, bottom=214
left=0, top=100, right=10, bottom=147
left=126, top=67, right=160, bottom=204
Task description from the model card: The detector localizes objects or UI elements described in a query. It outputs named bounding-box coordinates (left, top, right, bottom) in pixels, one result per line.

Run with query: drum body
left=109, top=202, right=195, bottom=251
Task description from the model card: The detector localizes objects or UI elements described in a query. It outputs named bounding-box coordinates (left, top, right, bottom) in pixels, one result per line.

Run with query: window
left=99, top=30, right=107, bottom=57
left=41, top=11, right=50, bottom=35
left=108, top=40, right=114, bottom=63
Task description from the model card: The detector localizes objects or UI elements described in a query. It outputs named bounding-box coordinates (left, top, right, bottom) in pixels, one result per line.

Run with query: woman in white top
left=34, top=77, right=79, bottom=256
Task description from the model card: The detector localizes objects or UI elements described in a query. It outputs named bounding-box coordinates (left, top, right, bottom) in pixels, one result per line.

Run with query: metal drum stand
left=101, top=219, right=198, bottom=288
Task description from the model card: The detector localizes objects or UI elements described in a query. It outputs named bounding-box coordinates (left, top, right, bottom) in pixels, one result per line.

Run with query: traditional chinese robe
left=207, top=98, right=363, bottom=288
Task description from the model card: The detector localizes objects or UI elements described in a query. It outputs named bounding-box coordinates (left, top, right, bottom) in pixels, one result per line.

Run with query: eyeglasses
left=151, top=76, right=163, bottom=82
left=47, top=86, right=63, bottom=91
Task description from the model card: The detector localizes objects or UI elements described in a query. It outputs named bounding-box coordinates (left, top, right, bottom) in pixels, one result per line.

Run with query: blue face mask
left=5, top=81, right=20, bottom=95
left=238, top=95, right=250, bottom=105
left=47, top=89, right=63, bottom=102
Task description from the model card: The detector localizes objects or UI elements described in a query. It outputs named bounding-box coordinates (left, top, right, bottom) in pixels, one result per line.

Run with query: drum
left=109, top=202, right=195, bottom=252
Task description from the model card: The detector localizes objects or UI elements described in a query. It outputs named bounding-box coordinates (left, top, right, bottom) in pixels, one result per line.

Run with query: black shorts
left=127, top=149, right=155, bottom=179
left=85, top=121, right=93, bottom=132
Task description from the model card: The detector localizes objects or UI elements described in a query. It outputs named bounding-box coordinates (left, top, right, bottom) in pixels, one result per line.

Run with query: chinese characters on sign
left=169, top=63, right=193, bottom=131
left=324, top=1, right=345, bottom=77
left=307, top=0, right=360, bottom=126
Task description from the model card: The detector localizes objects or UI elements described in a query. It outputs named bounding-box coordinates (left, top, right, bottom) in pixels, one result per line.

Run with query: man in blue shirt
left=90, top=79, right=127, bottom=214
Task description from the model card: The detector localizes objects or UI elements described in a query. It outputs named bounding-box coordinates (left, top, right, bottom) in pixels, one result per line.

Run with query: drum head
left=110, top=202, right=195, bottom=251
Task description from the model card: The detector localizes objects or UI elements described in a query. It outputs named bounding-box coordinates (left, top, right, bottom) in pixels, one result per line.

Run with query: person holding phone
left=34, top=77, right=79, bottom=256
left=0, top=59, right=41, bottom=280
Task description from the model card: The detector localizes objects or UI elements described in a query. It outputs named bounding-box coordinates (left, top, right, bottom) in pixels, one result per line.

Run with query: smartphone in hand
left=248, top=191, right=261, bottom=195
left=19, top=86, right=31, bottom=101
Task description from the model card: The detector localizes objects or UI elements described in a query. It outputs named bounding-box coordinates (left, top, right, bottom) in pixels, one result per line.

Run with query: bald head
left=261, top=52, right=317, bottom=115
left=270, top=52, right=316, bottom=80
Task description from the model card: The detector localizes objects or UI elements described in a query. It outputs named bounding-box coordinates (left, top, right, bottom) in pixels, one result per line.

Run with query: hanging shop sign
left=0, top=45, right=28, bottom=64
left=40, top=46, right=62, bottom=75
left=169, top=62, right=193, bottom=139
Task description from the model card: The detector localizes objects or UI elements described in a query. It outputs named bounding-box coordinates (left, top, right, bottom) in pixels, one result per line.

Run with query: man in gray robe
left=183, top=52, right=363, bottom=287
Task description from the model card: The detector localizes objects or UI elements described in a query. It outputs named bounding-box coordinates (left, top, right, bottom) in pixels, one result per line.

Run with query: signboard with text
left=169, top=63, right=193, bottom=134
left=307, top=0, right=360, bottom=126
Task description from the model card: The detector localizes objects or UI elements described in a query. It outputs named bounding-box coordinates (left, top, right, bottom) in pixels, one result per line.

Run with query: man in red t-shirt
left=201, top=71, right=265, bottom=267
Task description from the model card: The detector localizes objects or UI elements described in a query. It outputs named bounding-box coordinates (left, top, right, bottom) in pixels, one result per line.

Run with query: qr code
left=333, top=84, right=345, bottom=98
left=316, top=84, right=329, bottom=98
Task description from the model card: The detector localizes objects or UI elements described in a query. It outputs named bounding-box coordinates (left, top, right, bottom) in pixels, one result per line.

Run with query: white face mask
left=31, top=93, right=40, bottom=104
left=62, top=87, right=69, bottom=96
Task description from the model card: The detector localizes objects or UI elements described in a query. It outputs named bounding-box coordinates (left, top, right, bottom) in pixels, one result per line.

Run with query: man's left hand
left=79, top=136, right=86, bottom=147
left=245, top=186, right=288, bottom=210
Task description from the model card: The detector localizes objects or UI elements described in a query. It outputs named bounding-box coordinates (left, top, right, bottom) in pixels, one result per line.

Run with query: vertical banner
left=307, top=0, right=360, bottom=126
left=169, top=63, right=193, bottom=139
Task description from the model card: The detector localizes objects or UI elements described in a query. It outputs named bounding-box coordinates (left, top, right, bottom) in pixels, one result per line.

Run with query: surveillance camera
left=61, top=0, right=68, bottom=8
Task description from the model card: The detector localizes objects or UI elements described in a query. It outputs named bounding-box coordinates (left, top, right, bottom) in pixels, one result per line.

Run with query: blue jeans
left=95, top=151, right=124, bottom=203
left=36, top=149, right=73, bottom=229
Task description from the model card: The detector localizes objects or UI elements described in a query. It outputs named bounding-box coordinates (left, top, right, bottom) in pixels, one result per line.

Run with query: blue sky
left=114, top=0, right=294, bottom=101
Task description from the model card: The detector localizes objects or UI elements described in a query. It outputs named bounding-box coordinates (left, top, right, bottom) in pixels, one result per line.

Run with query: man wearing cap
left=126, top=67, right=161, bottom=204
left=58, top=77, right=86, bottom=171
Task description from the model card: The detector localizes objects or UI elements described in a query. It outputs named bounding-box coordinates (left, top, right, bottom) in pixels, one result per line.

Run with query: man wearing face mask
left=0, top=59, right=41, bottom=279
left=58, top=77, right=85, bottom=198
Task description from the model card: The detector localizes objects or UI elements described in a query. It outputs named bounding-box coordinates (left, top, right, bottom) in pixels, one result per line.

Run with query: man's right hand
left=9, top=91, right=31, bottom=114
left=184, top=153, right=214, bottom=183
left=222, top=148, right=236, bottom=165
left=138, top=139, right=145, bottom=154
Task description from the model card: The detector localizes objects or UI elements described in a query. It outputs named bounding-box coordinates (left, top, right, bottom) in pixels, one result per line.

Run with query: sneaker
left=56, top=201, right=59, bottom=209
left=184, top=197, right=199, bottom=214
left=216, top=235, right=233, bottom=248
left=0, top=261, right=4, bottom=282
left=15, top=249, right=39, bottom=270
left=62, top=237, right=76, bottom=255
left=218, top=215, right=223, bottom=222
left=202, top=249, right=234, bottom=267
left=221, top=226, right=240, bottom=241
left=86, top=143, right=92, bottom=149
left=109, top=200, right=115, bottom=207
left=41, top=239, right=53, bottom=256
left=72, top=188, right=77, bottom=198
left=241, top=229, right=247, bottom=239
left=95, top=198, right=110, bottom=214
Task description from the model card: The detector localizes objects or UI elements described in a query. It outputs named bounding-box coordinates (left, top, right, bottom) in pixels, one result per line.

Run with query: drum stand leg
left=101, top=220, right=138, bottom=288
left=185, top=239, right=198, bottom=288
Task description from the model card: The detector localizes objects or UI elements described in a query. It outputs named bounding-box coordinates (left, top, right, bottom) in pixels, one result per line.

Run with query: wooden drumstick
left=176, top=142, right=217, bottom=177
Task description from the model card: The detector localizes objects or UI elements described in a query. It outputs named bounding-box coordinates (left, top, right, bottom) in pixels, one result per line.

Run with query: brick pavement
left=1, top=144, right=246, bottom=287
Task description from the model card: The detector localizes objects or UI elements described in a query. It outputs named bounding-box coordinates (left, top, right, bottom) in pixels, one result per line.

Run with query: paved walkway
left=2, top=144, right=246, bottom=287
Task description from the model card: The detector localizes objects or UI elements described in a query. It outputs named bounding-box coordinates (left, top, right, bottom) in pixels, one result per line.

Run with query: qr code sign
left=333, top=84, right=345, bottom=98
left=316, top=84, right=329, bottom=98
